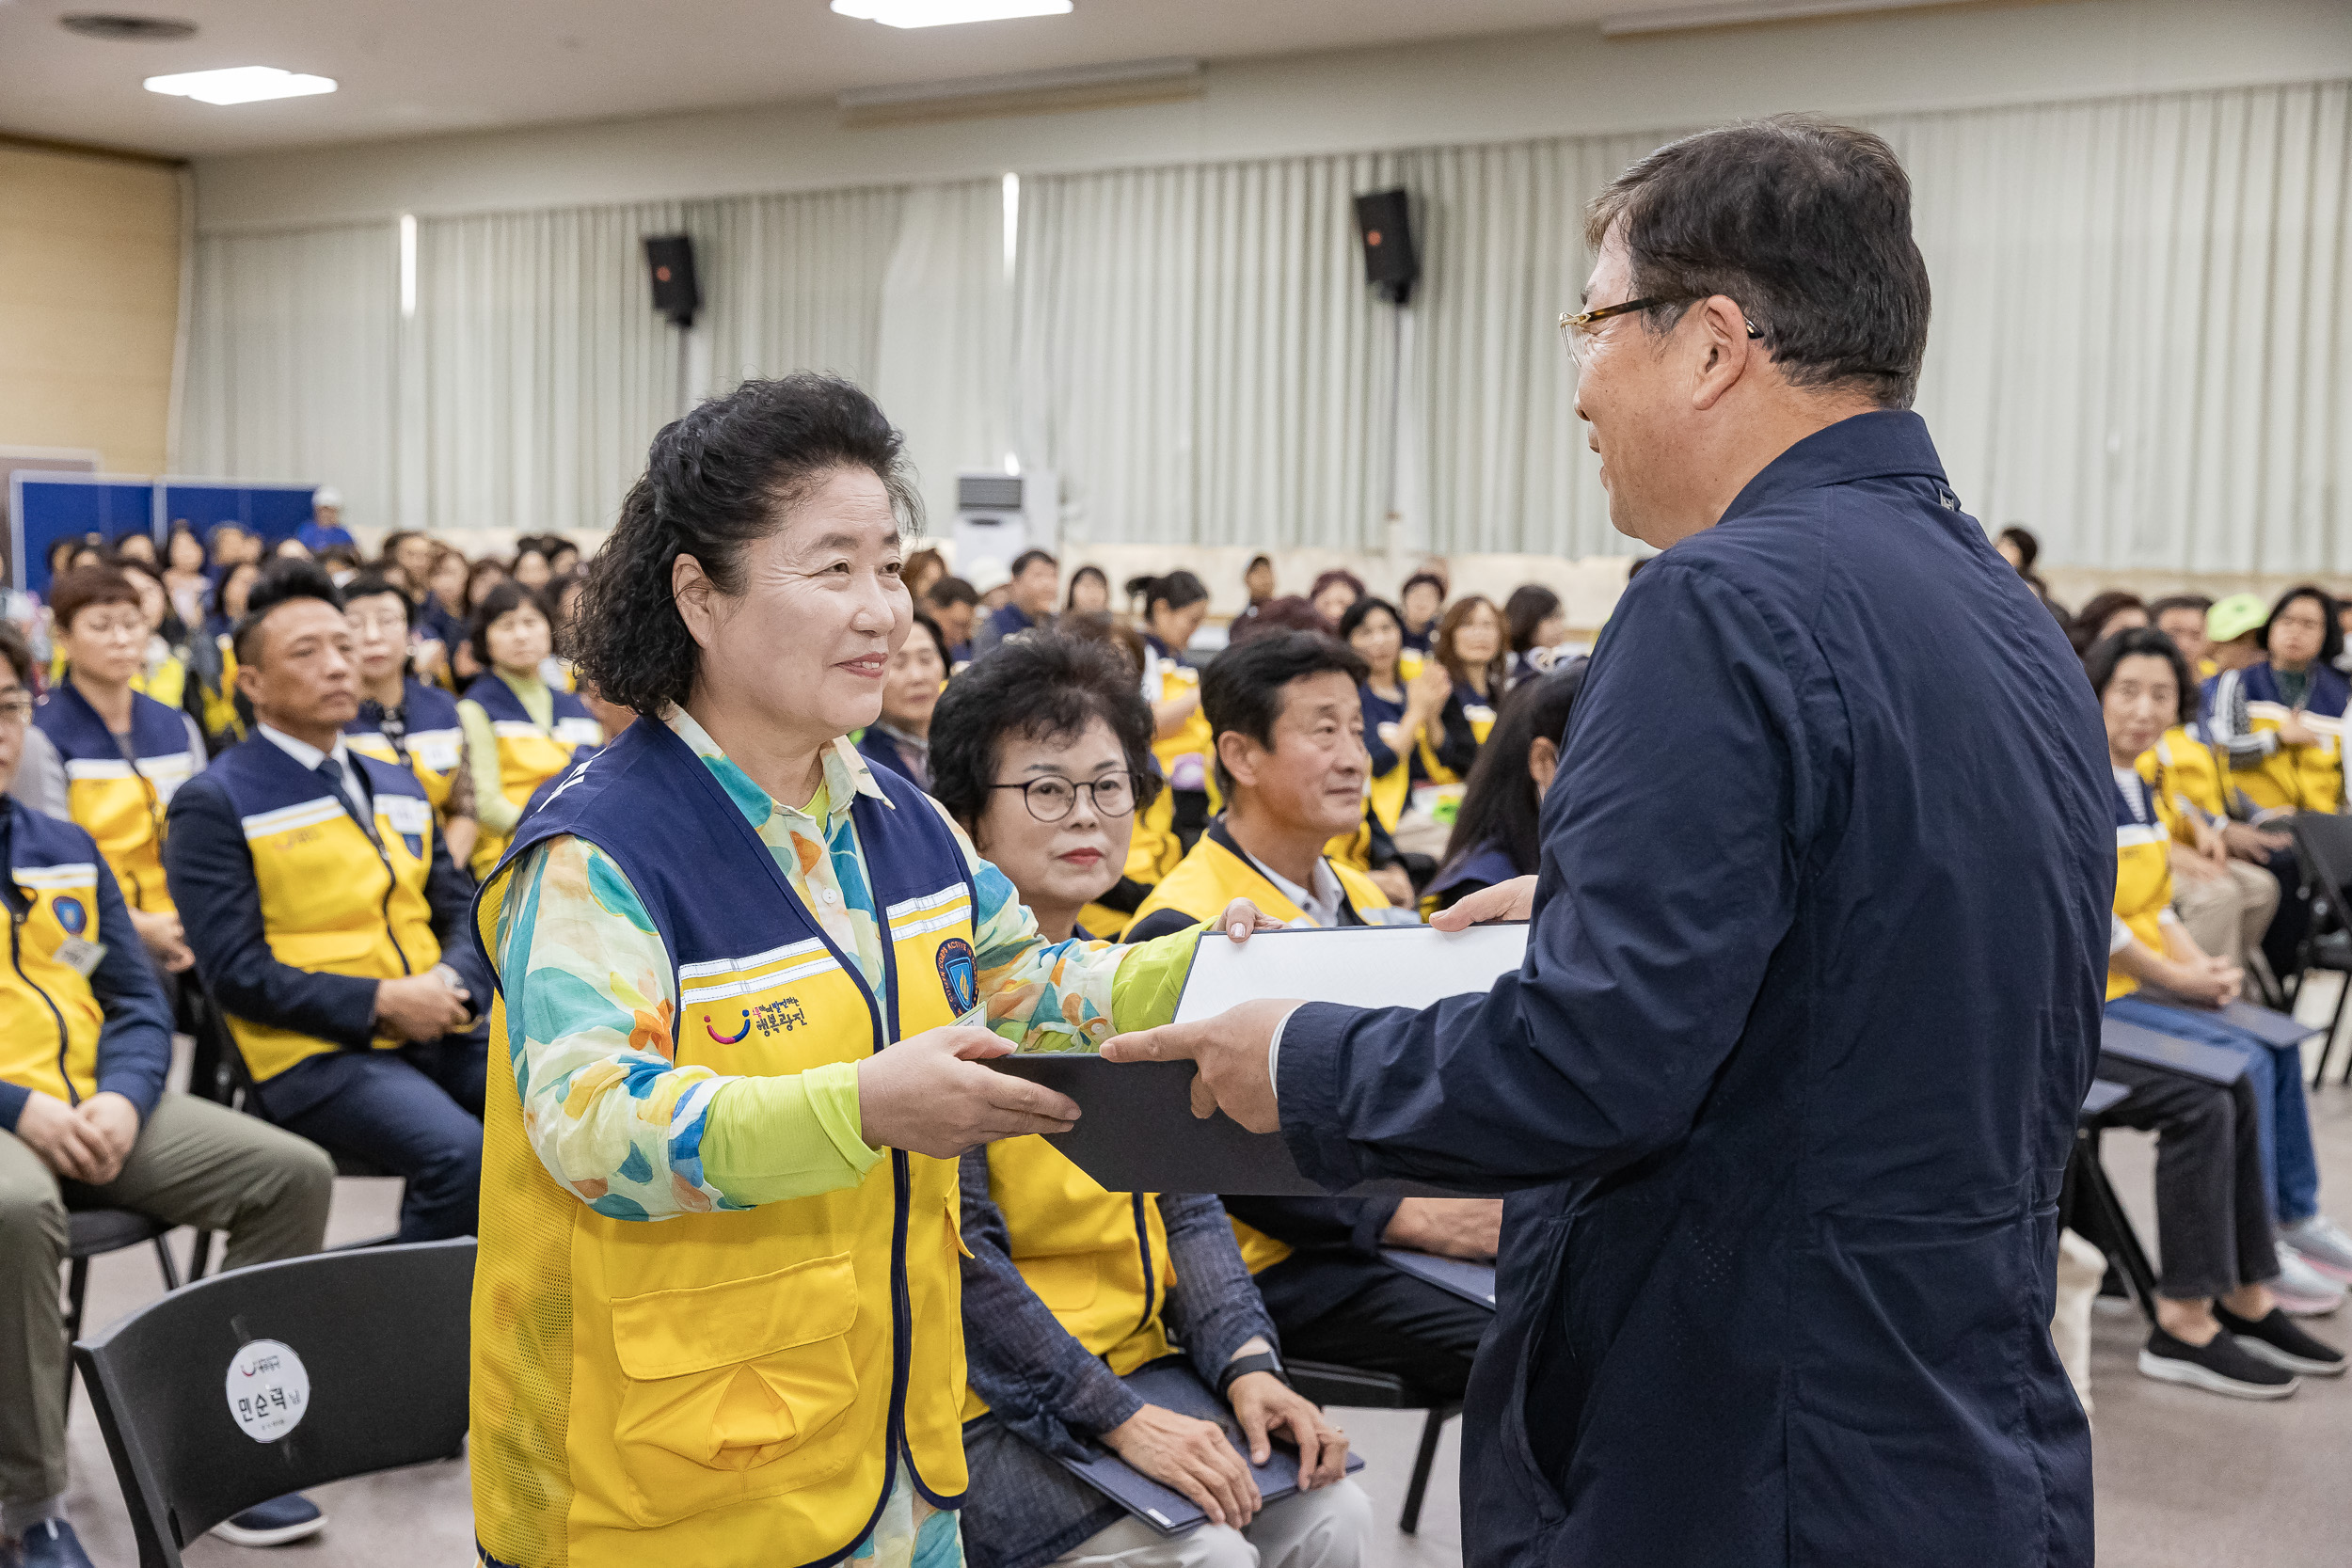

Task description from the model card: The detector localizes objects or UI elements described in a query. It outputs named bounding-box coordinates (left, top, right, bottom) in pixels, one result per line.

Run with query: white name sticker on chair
left=225, top=1339, right=310, bottom=1443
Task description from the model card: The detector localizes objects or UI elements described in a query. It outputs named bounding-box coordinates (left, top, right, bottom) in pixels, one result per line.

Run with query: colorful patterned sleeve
left=493, top=833, right=879, bottom=1220
left=923, top=799, right=1206, bottom=1053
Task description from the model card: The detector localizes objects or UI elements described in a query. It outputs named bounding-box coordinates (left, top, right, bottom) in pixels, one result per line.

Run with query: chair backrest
left=2290, top=811, right=2352, bottom=911
left=72, top=1240, right=473, bottom=1568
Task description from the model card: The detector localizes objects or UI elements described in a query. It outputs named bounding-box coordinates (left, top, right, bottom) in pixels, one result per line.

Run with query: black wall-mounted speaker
left=1353, top=189, right=1419, bottom=306
left=644, top=234, right=701, bottom=327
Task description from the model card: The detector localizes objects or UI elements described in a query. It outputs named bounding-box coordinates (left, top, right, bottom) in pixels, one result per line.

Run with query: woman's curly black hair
left=929, top=633, right=1162, bottom=838
left=575, top=373, right=921, bottom=715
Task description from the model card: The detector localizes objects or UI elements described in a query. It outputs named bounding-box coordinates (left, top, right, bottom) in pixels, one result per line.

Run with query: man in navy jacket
left=1108, top=120, right=2107, bottom=1565
left=166, top=562, right=492, bottom=1243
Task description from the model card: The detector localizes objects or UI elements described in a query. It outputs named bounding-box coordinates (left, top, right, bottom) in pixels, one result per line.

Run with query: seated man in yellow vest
left=1124, top=631, right=1501, bottom=1412
left=0, top=620, right=336, bottom=1567
left=165, top=562, right=492, bottom=1243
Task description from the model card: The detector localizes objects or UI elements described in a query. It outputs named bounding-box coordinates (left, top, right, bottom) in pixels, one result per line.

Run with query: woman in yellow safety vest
left=468, top=373, right=1276, bottom=1568
left=456, top=581, right=604, bottom=878
left=1417, top=594, right=1505, bottom=786
left=1338, top=596, right=1453, bottom=836
left=1129, top=571, right=1214, bottom=854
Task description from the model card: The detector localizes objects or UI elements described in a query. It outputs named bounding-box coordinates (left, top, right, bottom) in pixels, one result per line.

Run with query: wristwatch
left=1216, top=1350, right=1288, bottom=1400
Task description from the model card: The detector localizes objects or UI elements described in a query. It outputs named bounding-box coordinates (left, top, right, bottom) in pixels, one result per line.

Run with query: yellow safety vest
left=962, top=1136, right=1174, bottom=1418
left=221, top=769, right=445, bottom=1083
left=2108, top=773, right=2173, bottom=1002
left=1125, top=829, right=1394, bottom=1274
left=469, top=733, right=970, bottom=1568
left=0, top=856, right=106, bottom=1105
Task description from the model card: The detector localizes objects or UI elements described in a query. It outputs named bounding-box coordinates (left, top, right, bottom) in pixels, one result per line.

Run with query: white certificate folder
left=988, top=923, right=1528, bottom=1196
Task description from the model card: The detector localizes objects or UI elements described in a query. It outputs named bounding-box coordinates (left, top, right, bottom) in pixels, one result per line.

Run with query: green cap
left=2206, top=593, right=2267, bottom=644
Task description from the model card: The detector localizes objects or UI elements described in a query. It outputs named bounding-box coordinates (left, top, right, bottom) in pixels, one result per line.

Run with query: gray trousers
left=0, top=1094, right=334, bottom=1511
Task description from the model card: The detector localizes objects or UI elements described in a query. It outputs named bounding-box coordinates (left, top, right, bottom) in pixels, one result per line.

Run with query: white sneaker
left=2273, top=1242, right=2346, bottom=1317
left=2281, top=1215, right=2352, bottom=1283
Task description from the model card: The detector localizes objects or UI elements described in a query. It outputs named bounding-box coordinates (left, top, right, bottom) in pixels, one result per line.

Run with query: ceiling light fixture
left=143, top=66, right=337, bottom=105
left=831, top=0, right=1073, bottom=30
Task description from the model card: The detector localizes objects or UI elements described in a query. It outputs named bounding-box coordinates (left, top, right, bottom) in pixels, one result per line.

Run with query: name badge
left=381, top=797, right=433, bottom=836
left=54, top=935, right=106, bottom=977
left=415, top=737, right=462, bottom=771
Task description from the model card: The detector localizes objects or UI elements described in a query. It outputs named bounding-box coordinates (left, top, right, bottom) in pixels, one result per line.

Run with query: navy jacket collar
left=1719, top=409, right=1947, bottom=525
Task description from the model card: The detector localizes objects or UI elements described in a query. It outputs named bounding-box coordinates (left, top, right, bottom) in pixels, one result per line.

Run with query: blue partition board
left=159, top=480, right=318, bottom=546
left=11, top=474, right=156, bottom=594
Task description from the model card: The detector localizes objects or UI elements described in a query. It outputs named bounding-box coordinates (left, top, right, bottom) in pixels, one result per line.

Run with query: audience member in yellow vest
left=925, top=632, right=1367, bottom=1565
left=466, top=374, right=1279, bottom=1568
left=342, top=568, right=481, bottom=868
left=2202, top=592, right=2267, bottom=676
left=165, top=561, right=492, bottom=1244
left=2152, top=594, right=2216, bottom=680
left=1131, top=571, right=1215, bottom=850
left=457, top=580, right=604, bottom=878
left=17, top=566, right=205, bottom=975
left=1417, top=595, right=1503, bottom=785
left=1121, top=632, right=1499, bottom=1411
left=1339, top=596, right=1452, bottom=840
left=2137, top=711, right=2282, bottom=985
left=119, top=559, right=194, bottom=715
left=0, top=621, right=337, bottom=1568
left=1422, top=663, right=1586, bottom=917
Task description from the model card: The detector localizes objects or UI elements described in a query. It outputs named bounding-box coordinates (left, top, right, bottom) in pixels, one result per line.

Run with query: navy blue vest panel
left=2238, top=659, right=2351, bottom=718
left=462, top=673, right=595, bottom=731
left=480, top=720, right=973, bottom=1054
left=206, top=734, right=433, bottom=820
left=34, top=682, right=188, bottom=761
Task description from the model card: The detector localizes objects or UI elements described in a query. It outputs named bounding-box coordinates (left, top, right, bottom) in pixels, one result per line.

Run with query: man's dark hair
left=2066, top=590, right=2148, bottom=658
left=2262, top=584, right=2344, bottom=666
left=575, top=373, right=919, bottom=715
left=234, top=559, right=343, bottom=666
left=930, top=632, right=1161, bottom=835
left=469, top=579, right=549, bottom=673
left=1009, top=548, right=1057, bottom=579
left=342, top=568, right=417, bottom=626
left=2148, top=594, right=2212, bottom=621
left=47, top=565, right=141, bottom=636
left=0, top=621, right=32, bottom=689
left=2084, top=626, right=2198, bottom=727
left=1586, top=116, right=1931, bottom=407
left=1442, top=659, right=1588, bottom=881
left=926, top=576, right=978, bottom=610
left=1201, top=630, right=1368, bottom=800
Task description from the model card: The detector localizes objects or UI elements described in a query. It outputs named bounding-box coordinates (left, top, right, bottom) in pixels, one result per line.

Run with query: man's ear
left=1216, top=729, right=1262, bottom=794
left=234, top=657, right=262, bottom=704
left=1688, top=293, right=1759, bottom=413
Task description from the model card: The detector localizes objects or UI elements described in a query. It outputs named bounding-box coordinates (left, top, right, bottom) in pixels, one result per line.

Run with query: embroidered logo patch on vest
left=52, top=895, right=87, bottom=936
left=936, top=937, right=978, bottom=1013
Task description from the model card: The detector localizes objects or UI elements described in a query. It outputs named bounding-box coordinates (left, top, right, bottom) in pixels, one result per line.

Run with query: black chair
left=2063, top=1080, right=2160, bottom=1325
left=72, top=1239, right=473, bottom=1568
left=2285, top=811, right=2352, bottom=1085
left=63, top=1210, right=181, bottom=1402
left=1287, top=1359, right=1458, bottom=1536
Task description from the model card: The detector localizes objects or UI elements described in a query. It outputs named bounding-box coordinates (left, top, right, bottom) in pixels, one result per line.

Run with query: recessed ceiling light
left=60, top=14, right=199, bottom=41
left=831, top=0, right=1073, bottom=29
left=143, top=66, right=338, bottom=105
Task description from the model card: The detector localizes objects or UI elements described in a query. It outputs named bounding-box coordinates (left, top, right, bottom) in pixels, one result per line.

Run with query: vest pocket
left=607, top=1252, right=864, bottom=1526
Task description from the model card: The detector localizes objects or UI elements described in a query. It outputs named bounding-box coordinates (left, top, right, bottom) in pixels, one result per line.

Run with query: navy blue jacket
left=1278, top=413, right=2108, bottom=1567
left=0, top=798, right=173, bottom=1132
left=165, top=735, right=492, bottom=1117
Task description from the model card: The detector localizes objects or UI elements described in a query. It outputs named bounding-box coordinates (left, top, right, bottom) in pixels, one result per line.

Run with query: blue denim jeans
left=2106, top=993, right=2320, bottom=1224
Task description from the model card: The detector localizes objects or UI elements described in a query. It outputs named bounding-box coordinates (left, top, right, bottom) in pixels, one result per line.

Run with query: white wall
left=194, top=0, right=2352, bottom=231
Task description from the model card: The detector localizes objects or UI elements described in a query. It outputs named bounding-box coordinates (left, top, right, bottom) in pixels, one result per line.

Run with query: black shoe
left=2217, top=1304, right=2349, bottom=1377
left=2138, top=1325, right=2300, bottom=1400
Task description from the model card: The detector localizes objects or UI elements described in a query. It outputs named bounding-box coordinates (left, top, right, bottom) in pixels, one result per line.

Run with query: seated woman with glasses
left=929, top=633, right=1368, bottom=1568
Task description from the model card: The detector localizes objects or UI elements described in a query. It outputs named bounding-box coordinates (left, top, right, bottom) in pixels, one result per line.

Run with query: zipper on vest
left=352, top=790, right=415, bottom=976
left=11, top=907, right=76, bottom=1106
left=1130, top=1193, right=1158, bottom=1338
